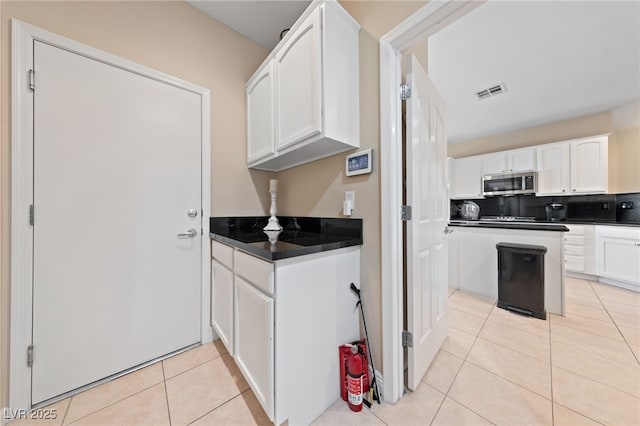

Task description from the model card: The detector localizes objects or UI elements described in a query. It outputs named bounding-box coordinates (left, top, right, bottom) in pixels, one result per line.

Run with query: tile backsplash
left=452, top=193, right=640, bottom=223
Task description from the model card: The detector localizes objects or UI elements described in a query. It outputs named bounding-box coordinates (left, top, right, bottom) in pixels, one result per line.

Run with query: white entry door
left=405, top=55, right=449, bottom=390
left=31, top=40, right=202, bottom=404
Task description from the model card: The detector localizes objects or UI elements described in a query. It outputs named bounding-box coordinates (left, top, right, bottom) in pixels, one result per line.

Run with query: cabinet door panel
left=453, top=156, right=483, bottom=199
left=275, top=8, right=322, bottom=151
left=483, top=154, right=506, bottom=175
left=211, top=260, right=234, bottom=354
left=235, top=277, right=274, bottom=419
left=509, top=149, right=535, bottom=172
left=598, top=237, right=640, bottom=284
left=571, top=139, right=607, bottom=193
left=247, top=63, right=275, bottom=163
left=536, top=143, right=569, bottom=195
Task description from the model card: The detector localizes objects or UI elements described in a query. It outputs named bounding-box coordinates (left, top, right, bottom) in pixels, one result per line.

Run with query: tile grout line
left=60, top=396, right=72, bottom=426
left=164, top=346, right=227, bottom=381
left=185, top=391, right=245, bottom=425
left=161, top=361, right=173, bottom=426
left=427, top=301, right=497, bottom=426
left=587, top=280, right=640, bottom=365
left=61, top=373, right=165, bottom=425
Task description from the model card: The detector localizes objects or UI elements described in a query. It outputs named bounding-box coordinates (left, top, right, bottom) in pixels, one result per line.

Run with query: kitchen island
left=209, top=217, right=362, bottom=425
left=448, top=220, right=568, bottom=315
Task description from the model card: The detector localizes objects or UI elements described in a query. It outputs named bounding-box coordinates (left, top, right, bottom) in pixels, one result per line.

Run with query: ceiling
left=187, top=1, right=311, bottom=51
left=187, top=1, right=639, bottom=146
left=428, top=0, right=640, bottom=145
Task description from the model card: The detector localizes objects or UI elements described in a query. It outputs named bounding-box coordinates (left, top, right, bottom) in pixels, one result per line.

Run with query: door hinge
left=29, top=204, right=34, bottom=226
left=402, top=330, right=413, bottom=348
left=400, top=83, right=411, bottom=101
left=27, top=345, right=34, bottom=367
left=28, top=69, right=35, bottom=92
left=401, top=205, right=412, bottom=221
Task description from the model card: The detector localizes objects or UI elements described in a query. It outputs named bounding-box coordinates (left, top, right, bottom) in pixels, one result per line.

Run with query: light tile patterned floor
left=14, top=278, right=640, bottom=425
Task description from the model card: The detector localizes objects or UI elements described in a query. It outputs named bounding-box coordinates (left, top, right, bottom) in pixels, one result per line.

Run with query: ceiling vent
left=475, top=83, right=507, bottom=100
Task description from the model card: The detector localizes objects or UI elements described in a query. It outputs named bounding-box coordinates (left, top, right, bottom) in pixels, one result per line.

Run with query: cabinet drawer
left=234, top=250, right=274, bottom=295
left=212, top=240, right=234, bottom=269
left=566, top=225, right=584, bottom=236
left=565, top=254, right=585, bottom=272
left=564, top=245, right=584, bottom=256
left=564, top=235, right=584, bottom=246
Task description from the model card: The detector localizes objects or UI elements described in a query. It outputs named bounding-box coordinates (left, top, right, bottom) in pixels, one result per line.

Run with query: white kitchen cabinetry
left=537, top=135, right=608, bottom=196
left=482, top=148, right=536, bottom=175
left=246, top=1, right=360, bottom=171
left=596, top=226, right=640, bottom=290
left=452, top=156, right=483, bottom=199
left=235, top=275, right=274, bottom=416
left=563, top=224, right=596, bottom=275
left=570, top=136, right=608, bottom=194
left=536, top=142, right=570, bottom=195
left=246, top=62, right=275, bottom=164
left=211, top=241, right=235, bottom=354
left=211, top=241, right=360, bottom=424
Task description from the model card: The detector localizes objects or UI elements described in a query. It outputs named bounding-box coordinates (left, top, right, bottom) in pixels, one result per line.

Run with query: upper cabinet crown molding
left=246, top=1, right=361, bottom=172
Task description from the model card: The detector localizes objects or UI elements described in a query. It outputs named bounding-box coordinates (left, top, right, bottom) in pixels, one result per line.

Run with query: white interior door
left=405, top=55, right=449, bottom=390
left=32, top=40, right=202, bottom=404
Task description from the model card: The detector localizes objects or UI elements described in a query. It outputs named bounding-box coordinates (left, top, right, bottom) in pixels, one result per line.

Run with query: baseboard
left=598, top=277, right=640, bottom=293
left=566, top=272, right=598, bottom=281
left=566, top=272, right=639, bottom=293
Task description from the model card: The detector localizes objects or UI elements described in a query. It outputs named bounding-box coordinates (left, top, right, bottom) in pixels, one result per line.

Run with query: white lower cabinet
left=563, top=225, right=595, bottom=275
left=596, top=226, right=640, bottom=290
left=211, top=240, right=360, bottom=425
left=235, top=276, right=274, bottom=416
left=211, top=241, right=235, bottom=354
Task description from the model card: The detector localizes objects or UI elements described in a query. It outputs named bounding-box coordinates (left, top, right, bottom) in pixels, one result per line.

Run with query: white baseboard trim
left=566, top=272, right=639, bottom=293
left=566, top=272, right=599, bottom=281
left=598, top=277, right=640, bottom=293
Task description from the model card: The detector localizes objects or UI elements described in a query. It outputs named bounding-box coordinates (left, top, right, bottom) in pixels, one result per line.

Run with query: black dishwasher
left=496, top=243, right=547, bottom=320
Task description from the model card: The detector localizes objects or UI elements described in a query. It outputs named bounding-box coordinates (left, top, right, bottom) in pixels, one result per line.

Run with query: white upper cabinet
left=537, top=142, right=570, bottom=195
left=537, top=135, right=608, bottom=196
left=246, top=62, right=275, bottom=164
left=482, top=148, right=536, bottom=175
left=275, top=8, right=322, bottom=151
left=482, top=153, right=507, bottom=175
left=570, top=136, right=608, bottom=194
left=508, top=148, right=536, bottom=172
left=246, top=1, right=360, bottom=171
left=452, top=156, right=483, bottom=199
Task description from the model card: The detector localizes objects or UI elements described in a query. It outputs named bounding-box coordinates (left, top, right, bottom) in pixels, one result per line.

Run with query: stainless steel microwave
left=482, top=171, right=537, bottom=196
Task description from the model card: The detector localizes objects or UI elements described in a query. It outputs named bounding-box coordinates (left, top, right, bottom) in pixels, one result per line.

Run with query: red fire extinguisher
left=347, top=344, right=365, bottom=412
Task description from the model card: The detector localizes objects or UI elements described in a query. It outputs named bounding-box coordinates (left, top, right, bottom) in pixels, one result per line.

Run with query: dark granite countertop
left=559, top=221, right=640, bottom=227
left=210, top=217, right=363, bottom=261
left=449, top=220, right=569, bottom=232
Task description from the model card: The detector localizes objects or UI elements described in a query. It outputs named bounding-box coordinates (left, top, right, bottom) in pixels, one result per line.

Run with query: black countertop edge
left=209, top=216, right=363, bottom=261
left=210, top=233, right=362, bottom=261
left=449, top=221, right=569, bottom=232
left=557, top=221, right=640, bottom=227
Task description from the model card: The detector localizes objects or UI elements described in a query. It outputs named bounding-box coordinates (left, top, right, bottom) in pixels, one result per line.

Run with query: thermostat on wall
left=346, top=149, right=372, bottom=176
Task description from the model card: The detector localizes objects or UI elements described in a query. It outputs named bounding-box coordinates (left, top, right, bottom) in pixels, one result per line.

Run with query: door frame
left=10, top=20, right=212, bottom=410
left=379, top=0, right=484, bottom=403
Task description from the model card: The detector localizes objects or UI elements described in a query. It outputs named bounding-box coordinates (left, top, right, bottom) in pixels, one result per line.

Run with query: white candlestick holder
left=263, top=190, right=283, bottom=231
